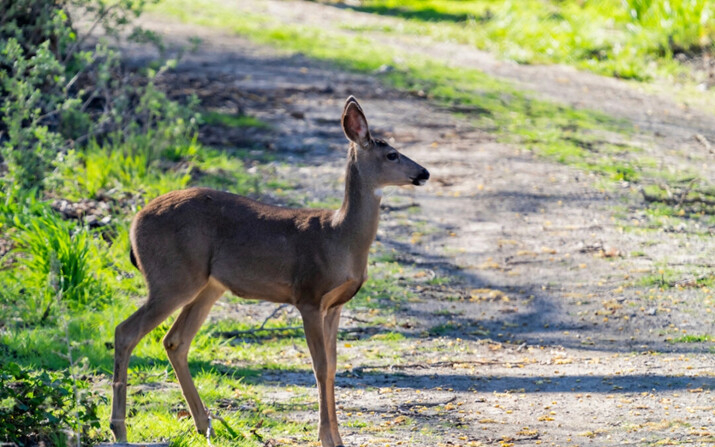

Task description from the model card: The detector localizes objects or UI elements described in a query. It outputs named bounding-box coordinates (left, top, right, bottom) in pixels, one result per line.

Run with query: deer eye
left=386, top=152, right=399, bottom=161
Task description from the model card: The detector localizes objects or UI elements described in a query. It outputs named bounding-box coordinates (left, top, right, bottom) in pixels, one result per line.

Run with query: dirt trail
left=251, top=0, right=715, bottom=179
left=120, top=4, right=715, bottom=446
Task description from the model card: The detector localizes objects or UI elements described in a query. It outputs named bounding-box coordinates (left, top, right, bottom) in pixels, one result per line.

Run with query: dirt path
left=121, top=4, right=714, bottom=446
left=249, top=0, right=715, bottom=180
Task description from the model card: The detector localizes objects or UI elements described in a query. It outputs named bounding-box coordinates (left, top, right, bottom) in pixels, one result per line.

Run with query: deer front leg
left=300, top=305, right=344, bottom=447
left=324, top=306, right=343, bottom=441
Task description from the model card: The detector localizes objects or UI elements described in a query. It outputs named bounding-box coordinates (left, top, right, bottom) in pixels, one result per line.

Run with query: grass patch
left=337, top=0, right=714, bottom=82
left=369, top=331, right=406, bottom=341
left=638, top=265, right=714, bottom=290
left=670, top=334, right=714, bottom=344
left=350, top=259, right=411, bottom=310
left=112, top=371, right=316, bottom=446
left=428, top=321, right=461, bottom=336
left=201, top=111, right=270, bottom=129
left=638, top=266, right=681, bottom=289
left=56, top=138, right=262, bottom=202
left=348, top=240, right=442, bottom=311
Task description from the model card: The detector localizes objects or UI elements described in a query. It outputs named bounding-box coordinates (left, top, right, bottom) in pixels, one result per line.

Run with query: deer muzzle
left=411, top=168, right=430, bottom=186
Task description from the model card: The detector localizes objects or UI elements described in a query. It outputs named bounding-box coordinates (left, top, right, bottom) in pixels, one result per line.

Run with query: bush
left=0, top=0, right=199, bottom=319
left=1, top=0, right=81, bottom=191
left=0, top=0, right=196, bottom=194
left=0, top=36, right=66, bottom=191
left=0, top=362, right=106, bottom=446
left=0, top=3, right=208, bottom=444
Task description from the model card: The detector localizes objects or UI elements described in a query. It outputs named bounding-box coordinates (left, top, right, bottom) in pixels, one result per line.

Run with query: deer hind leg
left=110, top=280, right=206, bottom=442
left=300, top=305, right=345, bottom=447
left=163, top=279, right=225, bottom=435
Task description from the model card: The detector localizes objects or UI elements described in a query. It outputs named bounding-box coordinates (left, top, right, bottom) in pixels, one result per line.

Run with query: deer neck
left=333, top=156, right=381, bottom=255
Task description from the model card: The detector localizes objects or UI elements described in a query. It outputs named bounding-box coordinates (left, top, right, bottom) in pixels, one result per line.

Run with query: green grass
left=338, top=0, right=715, bottom=82
left=669, top=334, right=714, bottom=344
left=157, top=0, right=625, bottom=164
left=638, top=263, right=714, bottom=290
left=103, top=357, right=317, bottom=446
left=369, top=331, right=406, bottom=341
left=350, top=270, right=405, bottom=309
left=201, top=111, right=270, bottom=129
left=57, top=136, right=262, bottom=201
left=427, top=321, right=463, bottom=336
left=638, top=268, right=679, bottom=289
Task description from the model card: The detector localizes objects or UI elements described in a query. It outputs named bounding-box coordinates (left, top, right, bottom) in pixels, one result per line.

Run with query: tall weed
left=12, top=212, right=107, bottom=320
left=625, top=0, right=713, bottom=54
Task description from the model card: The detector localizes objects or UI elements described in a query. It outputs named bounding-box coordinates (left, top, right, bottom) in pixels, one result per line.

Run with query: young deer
left=110, top=96, right=429, bottom=447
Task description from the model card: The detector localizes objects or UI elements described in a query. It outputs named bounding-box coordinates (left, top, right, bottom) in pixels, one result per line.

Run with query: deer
left=110, top=96, right=430, bottom=447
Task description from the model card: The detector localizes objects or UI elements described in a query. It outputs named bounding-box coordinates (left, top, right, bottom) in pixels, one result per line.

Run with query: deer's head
left=341, top=96, right=429, bottom=189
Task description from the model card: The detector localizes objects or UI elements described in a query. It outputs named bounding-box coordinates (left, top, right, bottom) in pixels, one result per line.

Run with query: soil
left=111, top=2, right=713, bottom=446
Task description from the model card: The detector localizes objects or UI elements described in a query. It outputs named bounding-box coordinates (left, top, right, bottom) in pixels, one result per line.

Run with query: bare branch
left=63, top=2, right=122, bottom=64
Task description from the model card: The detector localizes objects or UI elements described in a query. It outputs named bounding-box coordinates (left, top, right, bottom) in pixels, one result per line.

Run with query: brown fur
left=110, top=97, right=429, bottom=447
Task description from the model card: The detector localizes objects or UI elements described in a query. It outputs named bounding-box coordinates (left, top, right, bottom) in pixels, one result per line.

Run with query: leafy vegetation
left=0, top=1, right=272, bottom=445
left=0, top=362, right=105, bottom=446
left=336, top=0, right=715, bottom=81
left=670, top=333, right=715, bottom=343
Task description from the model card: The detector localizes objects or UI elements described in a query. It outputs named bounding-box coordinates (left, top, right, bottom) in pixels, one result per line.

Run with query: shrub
left=0, top=37, right=66, bottom=191
left=0, top=0, right=196, bottom=194
left=0, top=0, right=200, bottom=318
left=0, top=361, right=106, bottom=446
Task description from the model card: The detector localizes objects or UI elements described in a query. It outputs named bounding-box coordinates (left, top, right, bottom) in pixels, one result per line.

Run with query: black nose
left=412, top=168, right=430, bottom=185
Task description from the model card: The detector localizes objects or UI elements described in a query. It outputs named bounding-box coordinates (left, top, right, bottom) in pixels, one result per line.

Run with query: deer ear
left=342, top=98, right=371, bottom=147
left=344, top=95, right=364, bottom=113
